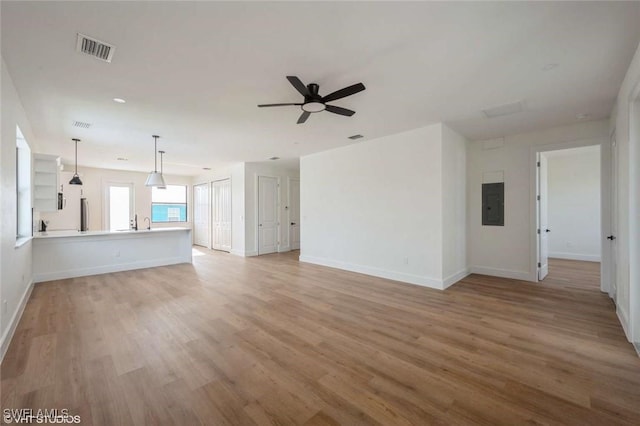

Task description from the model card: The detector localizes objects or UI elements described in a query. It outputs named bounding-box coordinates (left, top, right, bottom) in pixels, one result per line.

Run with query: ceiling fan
left=258, top=76, right=365, bottom=124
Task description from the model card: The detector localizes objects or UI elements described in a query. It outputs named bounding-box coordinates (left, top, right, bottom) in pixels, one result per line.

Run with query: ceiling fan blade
left=325, top=105, right=355, bottom=117
left=297, top=111, right=311, bottom=124
left=322, top=83, right=365, bottom=102
left=286, top=76, right=309, bottom=97
left=258, top=103, right=302, bottom=107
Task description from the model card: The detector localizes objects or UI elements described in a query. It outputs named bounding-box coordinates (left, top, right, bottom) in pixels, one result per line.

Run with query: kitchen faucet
left=131, top=214, right=138, bottom=231
left=144, top=217, right=151, bottom=230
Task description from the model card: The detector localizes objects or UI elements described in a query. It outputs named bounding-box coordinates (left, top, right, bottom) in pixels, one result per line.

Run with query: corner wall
left=300, top=123, right=467, bottom=289
left=1, top=59, right=39, bottom=359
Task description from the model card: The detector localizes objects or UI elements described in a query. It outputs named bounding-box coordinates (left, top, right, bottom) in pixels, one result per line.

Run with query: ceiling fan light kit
left=258, top=76, right=365, bottom=124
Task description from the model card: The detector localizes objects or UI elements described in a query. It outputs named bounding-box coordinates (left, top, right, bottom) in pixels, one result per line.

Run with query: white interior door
left=258, top=176, right=278, bottom=255
left=289, top=178, right=300, bottom=250
left=193, top=183, right=210, bottom=247
left=538, top=154, right=550, bottom=280
left=609, top=133, right=618, bottom=299
left=212, top=179, right=232, bottom=252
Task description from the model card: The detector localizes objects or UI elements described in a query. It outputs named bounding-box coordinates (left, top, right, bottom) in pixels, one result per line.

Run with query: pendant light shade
left=69, top=138, right=83, bottom=185
left=158, top=150, right=166, bottom=189
left=145, top=135, right=166, bottom=187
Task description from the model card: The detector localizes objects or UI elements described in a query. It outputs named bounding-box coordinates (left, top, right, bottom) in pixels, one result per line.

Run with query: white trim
left=299, top=255, right=445, bottom=290
left=469, top=265, right=533, bottom=282
left=230, top=249, right=246, bottom=257
left=14, top=236, right=32, bottom=248
left=278, top=245, right=291, bottom=253
left=442, top=269, right=470, bottom=289
left=33, top=256, right=191, bottom=283
left=1, top=279, right=34, bottom=363
left=548, top=252, right=601, bottom=262
left=244, top=250, right=259, bottom=257
left=617, top=305, right=631, bottom=342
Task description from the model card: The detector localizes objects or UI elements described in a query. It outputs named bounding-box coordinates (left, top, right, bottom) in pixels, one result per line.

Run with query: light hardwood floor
left=1, top=251, right=639, bottom=425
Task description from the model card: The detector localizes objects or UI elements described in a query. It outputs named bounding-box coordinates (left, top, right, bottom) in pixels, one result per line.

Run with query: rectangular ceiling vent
left=348, top=134, right=364, bottom=140
left=73, top=121, right=91, bottom=129
left=76, top=33, right=115, bottom=63
left=482, top=101, right=525, bottom=118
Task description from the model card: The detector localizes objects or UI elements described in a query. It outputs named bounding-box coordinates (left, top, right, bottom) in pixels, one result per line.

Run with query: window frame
left=151, top=185, right=188, bottom=223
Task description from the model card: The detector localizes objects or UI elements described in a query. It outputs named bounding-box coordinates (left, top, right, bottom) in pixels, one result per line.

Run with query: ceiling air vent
left=76, top=33, right=115, bottom=63
left=73, top=121, right=91, bottom=129
left=482, top=101, right=525, bottom=118
left=348, top=134, right=364, bottom=140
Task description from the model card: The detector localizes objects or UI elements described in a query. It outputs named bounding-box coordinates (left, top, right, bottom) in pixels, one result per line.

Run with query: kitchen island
left=33, top=227, right=192, bottom=283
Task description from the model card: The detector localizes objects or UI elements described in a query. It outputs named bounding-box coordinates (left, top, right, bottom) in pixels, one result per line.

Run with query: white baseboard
left=468, top=265, right=534, bottom=282
left=244, top=251, right=258, bottom=257
left=617, top=306, right=631, bottom=342
left=548, top=252, right=601, bottom=262
left=442, top=269, right=470, bottom=289
left=299, top=255, right=444, bottom=290
left=230, top=249, right=246, bottom=257
left=278, top=245, right=291, bottom=253
left=1, top=279, right=34, bottom=363
left=33, top=256, right=191, bottom=283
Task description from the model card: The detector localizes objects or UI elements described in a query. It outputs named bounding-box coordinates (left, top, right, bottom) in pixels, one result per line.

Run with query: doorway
left=193, top=183, right=210, bottom=247
left=212, top=179, right=232, bottom=252
left=536, top=146, right=602, bottom=283
left=258, top=175, right=279, bottom=255
left=104, top=182, right=134, bottom=231
left=289, top=178, right=300, bottom=250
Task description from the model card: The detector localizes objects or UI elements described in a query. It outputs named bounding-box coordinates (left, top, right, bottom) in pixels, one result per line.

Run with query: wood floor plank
left=2, top=252, right=639, bottom=425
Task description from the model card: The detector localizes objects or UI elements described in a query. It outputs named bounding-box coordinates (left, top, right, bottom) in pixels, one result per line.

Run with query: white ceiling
left=2, top=1, right=639, bottom=176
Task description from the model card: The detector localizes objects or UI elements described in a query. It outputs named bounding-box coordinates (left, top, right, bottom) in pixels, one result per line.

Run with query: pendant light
left=69, top=138, right=83, bottom=185
left=158, top=150, right=166, bottom=189
left=145, top=135, right=166, bottom=187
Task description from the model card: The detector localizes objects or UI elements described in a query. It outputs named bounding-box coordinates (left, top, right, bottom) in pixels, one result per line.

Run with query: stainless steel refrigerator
left=80, top=197, right=89, bottom=231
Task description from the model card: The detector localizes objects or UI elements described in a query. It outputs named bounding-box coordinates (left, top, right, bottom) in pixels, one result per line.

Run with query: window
left=152, top=185, right=187, bottom=222
left=16, top=126, right=32, bottom=239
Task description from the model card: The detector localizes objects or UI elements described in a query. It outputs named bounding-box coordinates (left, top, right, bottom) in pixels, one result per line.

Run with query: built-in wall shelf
left=33, top=153, right=60, bottom=212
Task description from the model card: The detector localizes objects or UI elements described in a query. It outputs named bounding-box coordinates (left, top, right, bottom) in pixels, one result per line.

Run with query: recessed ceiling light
left=542, top=63, right=559, bottom=71
left=269, top=157, right=280, bottom=161
left=576, top=113, right=591, bottom=120
left=203, top=167, right=211, bottom=170
left=117, top=157, right=128, bottom=161
left=113, top=98, right=126, bottom=103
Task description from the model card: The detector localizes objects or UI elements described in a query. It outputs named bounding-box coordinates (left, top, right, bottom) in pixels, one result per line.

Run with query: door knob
left=291, top=222, right=296, bottom=225
left=545, top=229, right=551, bottom=233
left=607, top=235, right=616, bottom=240
left=259, top=224, right=262, bottom=227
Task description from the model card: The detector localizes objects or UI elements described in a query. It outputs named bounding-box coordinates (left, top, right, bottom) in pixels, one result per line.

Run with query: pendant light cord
left=153, top=135, right=159, bottom=172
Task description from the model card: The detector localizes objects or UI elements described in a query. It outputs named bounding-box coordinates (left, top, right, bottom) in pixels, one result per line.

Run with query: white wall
left=611, top=40, right=640, bottom=347
left=40, top=166, right=192, bottom=232
left=442, top=124, right=468, bottom=284
left=545, top=146, right=601, bottom=262
left=300, top=123, right=467, bottom=289
left=0, top=58, right=40, bottom=359
left=244, top=162, right=299, bottom=256
left=467, top=120, right=609, bottom=282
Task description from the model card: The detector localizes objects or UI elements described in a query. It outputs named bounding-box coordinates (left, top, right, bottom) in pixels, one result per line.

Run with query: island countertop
left=34, top=227, right=190, bottom=239
left=33, top=227, right=192, bottom=283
